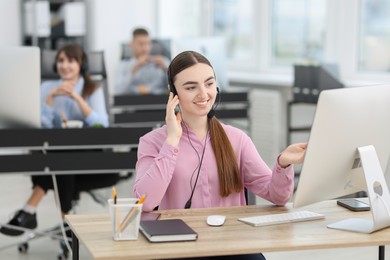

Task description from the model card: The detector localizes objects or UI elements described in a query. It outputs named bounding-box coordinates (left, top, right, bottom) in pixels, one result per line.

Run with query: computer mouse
left=206, top=215, right=226, bottom=226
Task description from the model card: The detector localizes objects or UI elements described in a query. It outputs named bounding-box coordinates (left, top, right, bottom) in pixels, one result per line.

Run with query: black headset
left=167, top=66, right=177, bottom=96
left=53, top=49, right=89, bottom=75
left=167, top=65, right=220, bottom=119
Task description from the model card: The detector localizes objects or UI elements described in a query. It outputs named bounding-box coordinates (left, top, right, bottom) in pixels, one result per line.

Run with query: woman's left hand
left=278, top=143, right=307, bottom=168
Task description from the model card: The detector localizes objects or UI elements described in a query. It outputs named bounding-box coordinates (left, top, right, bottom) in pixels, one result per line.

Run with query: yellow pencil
left=112, top=187, right=120, bottom=233
left=119, top=195, right=146, bottom=232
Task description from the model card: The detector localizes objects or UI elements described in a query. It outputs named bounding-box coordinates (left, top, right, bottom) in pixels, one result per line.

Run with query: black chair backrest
left=41, top=49, right=58, bottom=80
left=87, top=51, right=107, bottom=79
left=41, top=50, right=107, bottom=80
left=121, top=39, right=171, bottom=60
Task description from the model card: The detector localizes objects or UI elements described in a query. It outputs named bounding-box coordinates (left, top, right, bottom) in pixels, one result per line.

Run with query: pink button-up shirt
left=133, top=123, right=294, bottom=211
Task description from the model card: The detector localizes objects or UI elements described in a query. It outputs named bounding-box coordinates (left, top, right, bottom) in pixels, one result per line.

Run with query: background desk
left=111, top=92, right=249, bottom=129
left=0, top=127, right=151, bottom=175
left=65, top=199, right=389, bottom=260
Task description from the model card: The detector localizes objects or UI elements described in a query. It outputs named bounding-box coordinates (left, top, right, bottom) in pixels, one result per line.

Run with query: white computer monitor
left=0, top=46, right=41, bottom=128
left=294, top=84, right=390, bottom=233
left=171, top=36, right=229, bottom=90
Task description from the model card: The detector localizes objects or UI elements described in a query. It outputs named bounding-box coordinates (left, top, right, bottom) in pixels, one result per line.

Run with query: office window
left=358, top=0, right=390, bottom=72
left=157, top=0, right=202, bottom=38
left=212, top=0, right=255, bottom=67
left=271, top=0, right=326, bottom=66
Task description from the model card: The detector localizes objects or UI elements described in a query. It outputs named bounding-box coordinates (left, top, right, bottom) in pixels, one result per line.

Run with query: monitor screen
left=294, top=84, right=390, bottom=208
left=0, top=46, right=41, bottom=128
left=170, top=36, right=229, bottom=90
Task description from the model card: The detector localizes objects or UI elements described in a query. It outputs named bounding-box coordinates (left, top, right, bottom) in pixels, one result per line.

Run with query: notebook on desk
left=140, top=219, right=198, bottom=242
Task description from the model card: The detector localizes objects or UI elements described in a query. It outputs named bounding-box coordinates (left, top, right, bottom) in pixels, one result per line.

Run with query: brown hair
left=55, top=44, right=98, bottom=98
left=168, top=51, right=243, bottom=197
left=132, top=28, right=149, bottom=38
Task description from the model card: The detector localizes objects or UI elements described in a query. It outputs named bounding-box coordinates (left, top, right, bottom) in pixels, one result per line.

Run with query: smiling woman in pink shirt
left=133, top=51, right=306, bottom=260
left=134, top=50, right=306, bottom=213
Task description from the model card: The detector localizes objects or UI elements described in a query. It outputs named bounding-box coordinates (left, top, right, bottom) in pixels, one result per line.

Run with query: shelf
left=22, top=0, right=86, bottom=50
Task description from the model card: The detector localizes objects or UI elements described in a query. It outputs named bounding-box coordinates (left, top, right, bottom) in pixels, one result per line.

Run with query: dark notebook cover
left=140, top=219, right=198, bottom=242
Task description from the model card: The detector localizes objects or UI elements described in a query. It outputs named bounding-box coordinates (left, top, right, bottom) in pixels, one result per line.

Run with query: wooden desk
left=65, top=200, right=390, bottom=260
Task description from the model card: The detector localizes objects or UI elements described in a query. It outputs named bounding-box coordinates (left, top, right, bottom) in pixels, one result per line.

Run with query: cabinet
left=288, top=63, right=345, bottom=145
left=22, top=0, right=86, bottom=50
left=286, top=101, right=316, bottom=146
left=287, top=101, right=316, bottom=189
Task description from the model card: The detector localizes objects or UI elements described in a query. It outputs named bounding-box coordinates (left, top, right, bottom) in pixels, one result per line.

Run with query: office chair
left=84, top=51, right=113, bottom=124
left=120, top=38, right=171, bottom=60
left=41, top=49, right=58, bottom=80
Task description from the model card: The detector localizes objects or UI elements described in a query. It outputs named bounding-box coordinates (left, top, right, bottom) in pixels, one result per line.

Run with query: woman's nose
left=197, top=86, right=207, bottom=98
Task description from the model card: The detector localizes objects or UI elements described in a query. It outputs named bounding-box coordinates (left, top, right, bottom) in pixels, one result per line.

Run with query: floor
left=0, top=174, right=388, bottom=260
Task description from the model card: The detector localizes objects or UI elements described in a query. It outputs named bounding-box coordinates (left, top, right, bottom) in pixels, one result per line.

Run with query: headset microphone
left=184, top=199, right=192, bottom=209
left=207, top=110, right=216, bottom=119
left=207, top=87, right=220, bottom=119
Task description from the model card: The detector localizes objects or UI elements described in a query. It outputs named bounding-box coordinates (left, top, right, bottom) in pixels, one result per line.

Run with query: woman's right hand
left=45, top=81, right=76, bottom=106
left=165, top=92, right=182, bottom=147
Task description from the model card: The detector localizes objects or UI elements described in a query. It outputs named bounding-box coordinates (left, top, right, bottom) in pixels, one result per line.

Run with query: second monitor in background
left=171, top=37, right=229, bottom=91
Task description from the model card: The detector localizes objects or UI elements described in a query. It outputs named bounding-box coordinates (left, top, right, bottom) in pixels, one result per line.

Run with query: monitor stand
left=328, top=145, right=390, bottom=233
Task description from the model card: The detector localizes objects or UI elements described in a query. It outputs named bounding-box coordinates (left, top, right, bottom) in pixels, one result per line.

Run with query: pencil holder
left=108, top=198, right=142, bottom=240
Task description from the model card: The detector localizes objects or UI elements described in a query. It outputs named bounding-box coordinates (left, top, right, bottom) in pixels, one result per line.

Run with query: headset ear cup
left=167, top=65, right=177, bottom=95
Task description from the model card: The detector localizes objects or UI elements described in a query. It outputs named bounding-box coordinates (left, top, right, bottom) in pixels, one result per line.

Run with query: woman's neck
left=62, top=76, right=80, bottom=86
left=182, top=116, right=208, bottom=140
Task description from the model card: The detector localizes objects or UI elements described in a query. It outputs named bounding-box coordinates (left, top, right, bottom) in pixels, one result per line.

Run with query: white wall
left=86, top=0, right=157, bottom=95
left=0, top=0, right=22, bottom=46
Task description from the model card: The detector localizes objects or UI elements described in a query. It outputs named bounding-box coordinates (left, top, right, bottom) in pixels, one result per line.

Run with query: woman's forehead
left=175, top=63, right=214, bottom=83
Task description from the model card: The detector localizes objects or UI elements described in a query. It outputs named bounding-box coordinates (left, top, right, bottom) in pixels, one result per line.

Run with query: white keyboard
left=238, top=210, right=325, bottom=227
